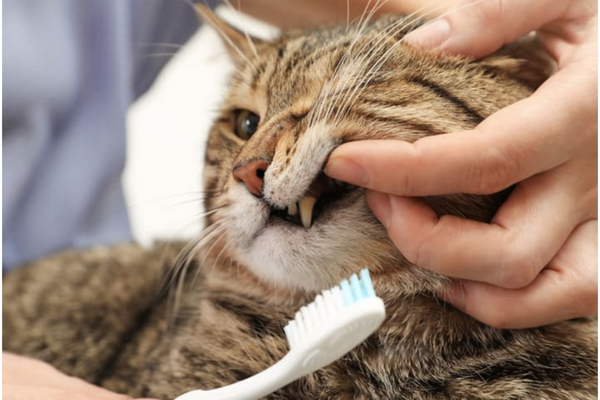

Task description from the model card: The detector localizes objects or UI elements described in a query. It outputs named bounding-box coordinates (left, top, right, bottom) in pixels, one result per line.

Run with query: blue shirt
left=3, top=0, right=218, bottom=270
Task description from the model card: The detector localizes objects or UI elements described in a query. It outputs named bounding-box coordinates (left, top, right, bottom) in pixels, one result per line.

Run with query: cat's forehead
left=272, top=23, right=398, bottom=78
left=242, top=23, right=408, bottom=116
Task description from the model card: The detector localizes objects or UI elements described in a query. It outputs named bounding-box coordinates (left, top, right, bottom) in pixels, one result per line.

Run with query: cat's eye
left=234, top=110, right=260, bottom=140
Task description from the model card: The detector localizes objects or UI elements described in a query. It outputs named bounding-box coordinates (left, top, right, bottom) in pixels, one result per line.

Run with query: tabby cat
left=3, top=6, right=597, bottom=399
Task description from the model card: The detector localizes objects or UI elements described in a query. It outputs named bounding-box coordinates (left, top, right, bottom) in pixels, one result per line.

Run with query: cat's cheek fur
left=222, top=184, right=271, bottom=247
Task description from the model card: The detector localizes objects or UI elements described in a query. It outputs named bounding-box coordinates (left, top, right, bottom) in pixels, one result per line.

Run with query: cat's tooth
left=298, top=197, right=317, bottom=229
left=287, top=202, right=298, bottom=216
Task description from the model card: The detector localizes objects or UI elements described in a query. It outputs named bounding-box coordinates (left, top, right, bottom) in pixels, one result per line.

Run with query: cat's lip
left=269, top=172, right=356, bottom=228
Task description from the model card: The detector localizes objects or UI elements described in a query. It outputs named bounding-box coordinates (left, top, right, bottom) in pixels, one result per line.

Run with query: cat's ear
left=480, top=35, right=557, bottom=89
left=195, top=4, right=263, bottom=66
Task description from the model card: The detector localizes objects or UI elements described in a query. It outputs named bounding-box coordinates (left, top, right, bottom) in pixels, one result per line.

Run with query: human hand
left=2, top=353, right=159, bottom=400
left=325, top=0, right=598, bottom=329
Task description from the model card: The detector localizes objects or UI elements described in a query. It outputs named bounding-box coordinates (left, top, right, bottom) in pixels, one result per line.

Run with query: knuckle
left=457, top=0, right=505, bottom=41
left=561, top=257, right=598, bottom=315
left=580, top=185, right=598, bottom=219
left=459, top=290, right=516, bottom=329
left=398, top=227, right=434, bottom=270
left=400, top=142, right=425, bottom=195
left=457, top=0, right=499, bottom=20
left=478, top=0, right=502, bottom=25
left=401, top=221, right=445, bottom=271
left=393, top=171, right=417, bottom=196
left=402, top=215, right=454, bottom=272
left=498, top=249, right=542, bottom=289
left=480, top=307, right=514, bottom=329
left=401, top=236, right=426, bottom=267
left=466, top=146, right=518, bottom=194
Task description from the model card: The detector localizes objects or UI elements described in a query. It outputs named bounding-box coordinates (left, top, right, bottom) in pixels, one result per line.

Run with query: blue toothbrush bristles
left=340, top=268, right=375, bottom=305
left=350, top=274, right=363, bottom=302
left=284, top=268, right=377, bottom=349
left=340, top=279, right=353, bottom=305
left=360, top=268, right=376, bottom=298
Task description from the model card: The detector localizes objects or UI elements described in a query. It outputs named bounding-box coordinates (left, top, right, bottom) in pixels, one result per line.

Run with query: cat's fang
left=287, top=202, right=298, bottom=216
left=298, top=197, right=317, bottom=229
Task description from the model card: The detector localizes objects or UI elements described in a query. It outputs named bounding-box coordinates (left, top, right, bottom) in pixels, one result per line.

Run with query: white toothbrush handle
left=174, top=353, right=303, bottom=400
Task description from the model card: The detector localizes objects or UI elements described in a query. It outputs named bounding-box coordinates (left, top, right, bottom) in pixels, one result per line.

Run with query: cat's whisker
left=148, top=189, right=225, bottom=199
left=353, top=0, right=488, bottom=83
left=311, top=6, right=423, bottom=129
left=320, top=17, right=415, bottom=127
left=340, top=9, right=433, bottom=85
left=353, top=0, right=385, bottom=38
left=136, top=53, right=179, bottom=60
left=308, top=0, right=392, bottom=128
left=306, top=0, right=393, bottom=130
left=166, top=220, right=225, bottom=289
left=199, top=1, right=261, bottom=74
left=164, top=219, right=227, bottom=322
left=190, top=229, right=231, bottom=288
left=167, top=228, right=228, bottom=324
left=204, top=234, right=235, bottom=284
left=223, top=0, right=261, bottom=61
left=135, top=42, right=186, bottom=50
left=189, top=206, right=227, bottom=222
left=166, top=196, right=224, bottom=209
left=230, top=71, right=260, bottom=89
left=329, top=3, right=449, bottom=127
left=198, top=228, right=230, bottom=278
left=162, top=206, right=226, bottom=241
left=345, top=0, right=351, bottom=33
left=353, top=0, right=373, bottom=36
left=125, top=190, right=224, bottom=212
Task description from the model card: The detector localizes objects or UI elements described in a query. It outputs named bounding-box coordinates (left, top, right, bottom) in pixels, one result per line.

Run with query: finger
left=403, top=0, right=571, bottom=57
left=2, top=353, right=132, bottom=399
left=2, top=385, right=131, bottom=400
left=2, top=353, right=69, bottom=387
left=441, top=219, right=598, bottom=328
left=325, top=67, right=595, bottom=196
left=366, top=161, right=595, bottom=288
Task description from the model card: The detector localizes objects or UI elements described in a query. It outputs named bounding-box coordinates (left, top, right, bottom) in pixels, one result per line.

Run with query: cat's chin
left=225, top=186, right=391, bottom=291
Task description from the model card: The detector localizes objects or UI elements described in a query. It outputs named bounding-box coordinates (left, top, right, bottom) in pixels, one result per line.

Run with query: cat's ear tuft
left=480, top=35, right=556, bottom=90
left=195, top=4, right=263, bottom=66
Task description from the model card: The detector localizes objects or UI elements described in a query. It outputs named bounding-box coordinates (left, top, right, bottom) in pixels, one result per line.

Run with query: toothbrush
left=175, top=268, right=386, bottom=400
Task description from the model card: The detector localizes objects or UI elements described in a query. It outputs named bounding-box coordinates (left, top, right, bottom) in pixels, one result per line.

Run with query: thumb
left=404, top=0, right=569, bottom=58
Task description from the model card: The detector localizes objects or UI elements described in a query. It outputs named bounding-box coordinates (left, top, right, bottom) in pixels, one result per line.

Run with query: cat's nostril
left=233, top=160, right=271, bottom=196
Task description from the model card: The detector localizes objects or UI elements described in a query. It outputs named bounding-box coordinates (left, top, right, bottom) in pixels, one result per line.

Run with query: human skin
left=6, top=1, right=596, bottom=399
left=239, top=0, right=457, bottom=28
left=2, top=353, right=158, bottom=400
left=325, top=0, right=598, bottom=328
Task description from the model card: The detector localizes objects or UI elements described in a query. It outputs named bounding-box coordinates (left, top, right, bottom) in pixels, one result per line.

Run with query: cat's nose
left=233, top=160, right=271, bottom=196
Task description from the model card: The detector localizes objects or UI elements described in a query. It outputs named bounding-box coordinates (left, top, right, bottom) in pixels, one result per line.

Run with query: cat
left=3, top=5, right=597, bottom=399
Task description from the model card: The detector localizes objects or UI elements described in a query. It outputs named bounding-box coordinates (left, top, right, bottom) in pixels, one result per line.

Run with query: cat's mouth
left=269, top=172, right=356, bottom=229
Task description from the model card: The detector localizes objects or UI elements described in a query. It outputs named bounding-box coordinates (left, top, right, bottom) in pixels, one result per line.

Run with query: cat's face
left=199, top=10, right=546, bottom=292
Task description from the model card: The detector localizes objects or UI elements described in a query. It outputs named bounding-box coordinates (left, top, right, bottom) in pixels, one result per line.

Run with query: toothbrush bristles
left=284, top=268, right=376, bottom=349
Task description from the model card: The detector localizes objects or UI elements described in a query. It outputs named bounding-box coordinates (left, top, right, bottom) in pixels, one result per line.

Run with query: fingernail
left=366, top=191, right=391, bottom=228
left=404, top=18, right=451, bottom=49
left=325, top=157, right=368, bottom=186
